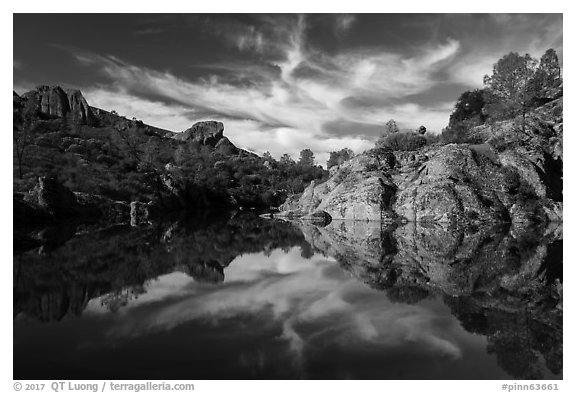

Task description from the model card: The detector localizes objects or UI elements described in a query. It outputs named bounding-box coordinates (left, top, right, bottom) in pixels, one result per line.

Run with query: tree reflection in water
left=14, top=213, right=562, bottom=379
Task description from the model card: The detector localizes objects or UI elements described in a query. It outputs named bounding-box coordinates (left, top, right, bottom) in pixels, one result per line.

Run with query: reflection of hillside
left=13, top=212, right=310, bottom=321
left=292, top=219, right=563, bottom=379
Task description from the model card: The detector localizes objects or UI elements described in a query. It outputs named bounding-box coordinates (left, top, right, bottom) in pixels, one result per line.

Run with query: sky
left=13, top=14, right=563, bottom=165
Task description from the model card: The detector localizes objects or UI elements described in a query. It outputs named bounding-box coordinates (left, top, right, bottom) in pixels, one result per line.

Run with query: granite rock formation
left=20, top=86, right=97, bottom=126
left=173, top=121, right=225, bottom=146
left=280, top=97, right=563, bottom=225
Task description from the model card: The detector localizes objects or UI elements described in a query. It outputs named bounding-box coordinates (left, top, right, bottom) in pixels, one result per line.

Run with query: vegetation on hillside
left=440, top=48, right=562, bottom=144
left=12, top=48, right=561, bottom=213
left=326, top=148, right=355, bottom=169
left=13, top=101, right=328, bottom=209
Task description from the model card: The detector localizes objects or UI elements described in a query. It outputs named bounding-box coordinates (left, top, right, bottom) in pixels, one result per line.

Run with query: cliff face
left=280, top=97, right=563, bottom=225
left=21, top=86, right=97, bottom=126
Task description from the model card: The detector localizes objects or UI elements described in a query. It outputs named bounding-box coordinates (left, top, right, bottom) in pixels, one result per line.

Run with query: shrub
left=440, top=117, right=485, bottom=145
left=381, top=132, right=427, bottom=151
left=327, top=148, right=354, bottom=169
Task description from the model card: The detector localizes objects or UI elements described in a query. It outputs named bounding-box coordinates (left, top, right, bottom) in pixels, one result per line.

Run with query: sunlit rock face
left=279, top=98, right=562, bottom=226
left=174, top=121, right=225, bottom=146
left=21, top=86, right=97, bottom=126
left=289, top=218, right=562, bottom=379
left=392, top=144, right=516, bottom=223
left=280, top=150, right=397, bottom=221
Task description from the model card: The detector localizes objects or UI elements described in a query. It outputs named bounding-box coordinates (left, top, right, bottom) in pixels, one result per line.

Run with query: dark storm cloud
left=14, top=13, right=562, bottom=164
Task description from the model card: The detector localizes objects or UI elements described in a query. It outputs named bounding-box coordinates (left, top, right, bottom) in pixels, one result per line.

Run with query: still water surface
left=13, top=213, right=562, bottom=379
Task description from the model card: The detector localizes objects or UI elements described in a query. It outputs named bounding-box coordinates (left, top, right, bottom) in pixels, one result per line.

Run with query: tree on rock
left=280, top=153, right=295, bottom=165
left=528, top=48, right=563, bottom=104
left=483, top=52, right=538, bottom=122
left=13, top=98, right=36, bottom=179
left=448, top=89, right=486, bottom=128
left=537, top=48, right=562, bottom=85
left=383, top=119, right=399, bottom=135
left=376, top=119, right=399, bottom=148
left=298, top=148, right=315, bottom=166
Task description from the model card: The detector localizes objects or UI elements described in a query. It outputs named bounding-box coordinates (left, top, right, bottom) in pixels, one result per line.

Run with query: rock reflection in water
left=295, top=219, right=562, bottom=379
left=13, top=213, right=562, bottom=379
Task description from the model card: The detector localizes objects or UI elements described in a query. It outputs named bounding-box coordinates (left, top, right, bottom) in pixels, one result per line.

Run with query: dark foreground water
left=13, top=212, right=562, bottom=380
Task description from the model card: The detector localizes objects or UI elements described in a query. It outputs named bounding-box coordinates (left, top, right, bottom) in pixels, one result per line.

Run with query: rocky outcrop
left=23, top=177, right=98, bottom=219
left=21, top=86, right=97, bottom=126
left=174, top=121, right=225, bottom=146
left=392, top=144, right=515, bottom=223
left=171, top=120, right=256, bottom=159
left=66, top=89, right=97, bottom=125
left=214, top=136, right=240, bottom=155
left=15, top=177, right=130, bottom=230
left=279, top=98, right=563, bottom=225
left=280, top=150, right=398, bottom=221
left=13, top=91, right=24, bottom=107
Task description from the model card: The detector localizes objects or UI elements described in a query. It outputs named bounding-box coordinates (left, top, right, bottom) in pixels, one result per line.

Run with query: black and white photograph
left=10, top=5, right=566, bottom=388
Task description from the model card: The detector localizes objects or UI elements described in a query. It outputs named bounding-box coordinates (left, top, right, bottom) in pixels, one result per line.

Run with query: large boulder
left=174, top=121, right=225, bottom=146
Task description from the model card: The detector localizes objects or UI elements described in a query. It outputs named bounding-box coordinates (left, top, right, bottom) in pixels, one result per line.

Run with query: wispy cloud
left=446, top=14, right=563, bottom=87
left=70, top=18, right=465, bottom=164
left=85, top=247, right=464, bottom=365
left=83, top=87, right=196, bottom=132
left=43, top=14, right=560, bottom=166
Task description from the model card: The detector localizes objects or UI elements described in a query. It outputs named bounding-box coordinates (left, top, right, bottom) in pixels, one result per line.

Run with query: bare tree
left=13, top=103, right=35, bottom=179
